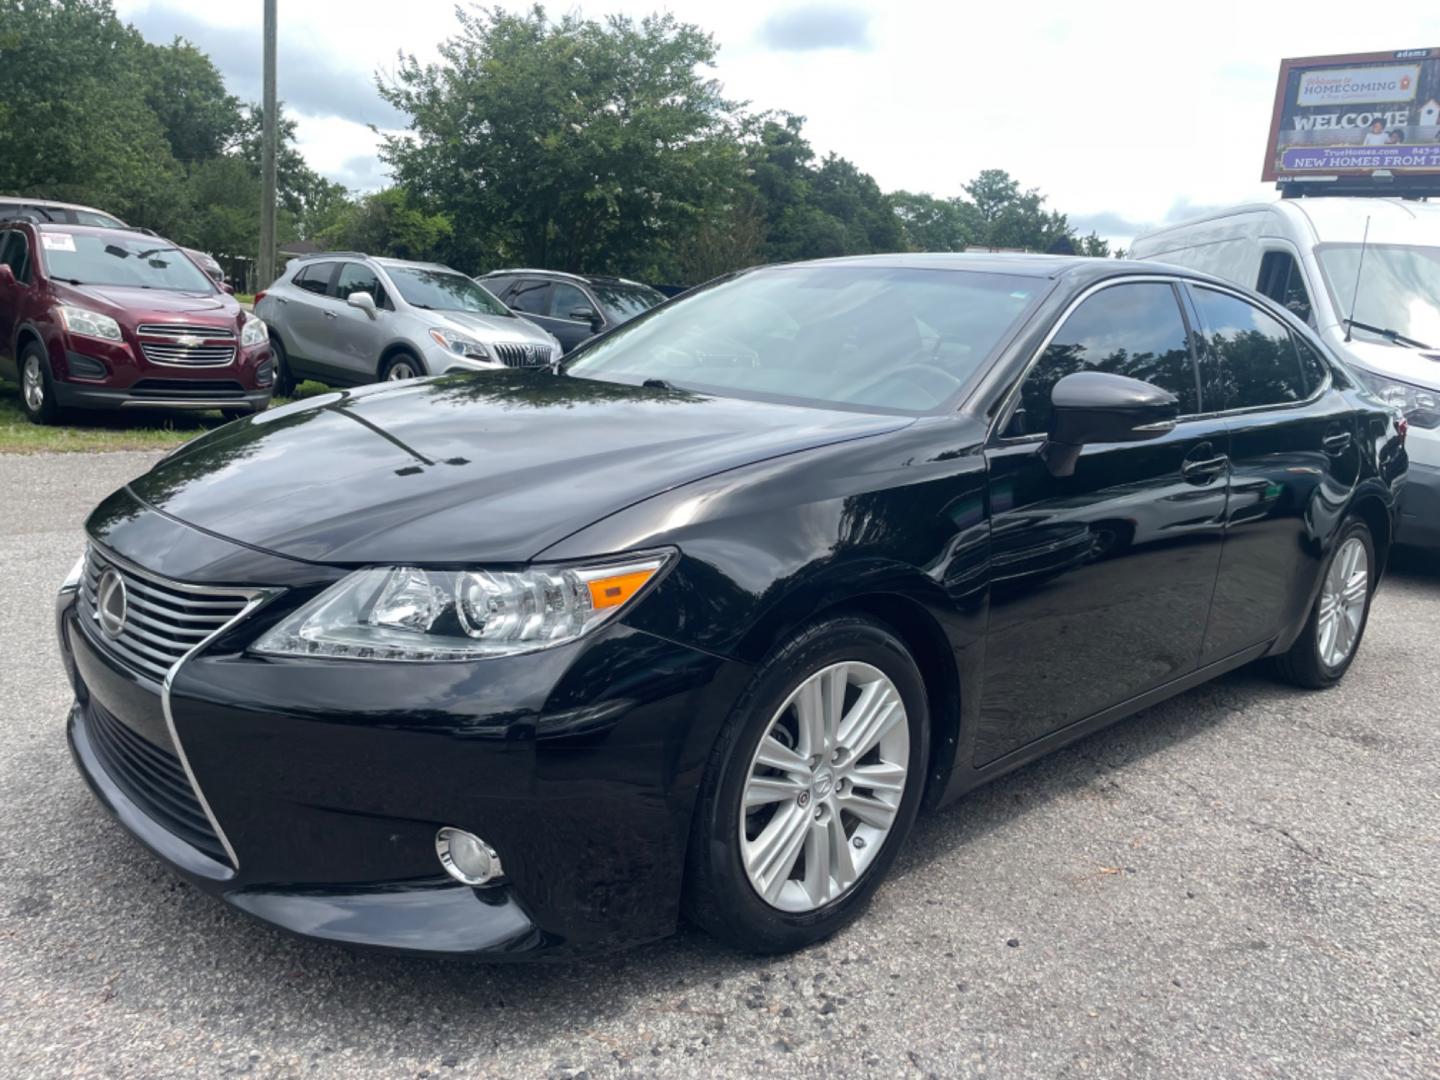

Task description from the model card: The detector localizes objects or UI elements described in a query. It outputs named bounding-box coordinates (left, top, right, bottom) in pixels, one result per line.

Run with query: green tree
left=379, top=5, right=746, bottom=277
left=890, top=191, right=976, bottom=252
left=140, top=36, right=243, bottom=164
left=0, top=0, right=181, bottom=223
left=321, top=188, right=451, bottom=261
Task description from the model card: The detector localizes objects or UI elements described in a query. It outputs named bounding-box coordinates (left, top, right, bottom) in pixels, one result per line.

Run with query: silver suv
left=255, top=253, right=561, bottom=394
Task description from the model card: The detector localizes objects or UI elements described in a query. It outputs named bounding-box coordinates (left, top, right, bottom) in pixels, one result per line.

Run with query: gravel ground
left=1, top=451, right=1437, bottom=1079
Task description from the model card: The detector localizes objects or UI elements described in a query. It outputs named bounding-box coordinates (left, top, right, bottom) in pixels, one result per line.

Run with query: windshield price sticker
left=40, top=233, right=77, bottom=252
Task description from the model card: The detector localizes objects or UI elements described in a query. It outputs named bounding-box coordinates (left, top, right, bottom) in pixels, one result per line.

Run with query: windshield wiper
left=1342, top=318, right=1430, bottom=349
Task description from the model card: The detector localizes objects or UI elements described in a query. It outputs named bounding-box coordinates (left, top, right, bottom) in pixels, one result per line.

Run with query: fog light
left=435, top=827, right=503, bottom=885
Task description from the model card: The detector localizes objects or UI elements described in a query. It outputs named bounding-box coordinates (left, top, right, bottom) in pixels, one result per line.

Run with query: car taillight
left=253, top=291, right=267, bottom=304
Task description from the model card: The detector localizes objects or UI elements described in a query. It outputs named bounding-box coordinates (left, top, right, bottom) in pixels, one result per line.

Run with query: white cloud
left=116, top=0, right=1440, bottom=244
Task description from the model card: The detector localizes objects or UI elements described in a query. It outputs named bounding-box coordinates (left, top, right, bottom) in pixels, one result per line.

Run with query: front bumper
left=53, top=380, right=271, bottom=414
left=57, top=516, right=749, bottom=959
left=1397, top=458, right=1440, bottom=551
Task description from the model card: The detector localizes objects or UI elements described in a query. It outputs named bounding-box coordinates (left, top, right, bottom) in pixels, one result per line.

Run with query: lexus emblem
left=96, top=568, right=128, bottom=639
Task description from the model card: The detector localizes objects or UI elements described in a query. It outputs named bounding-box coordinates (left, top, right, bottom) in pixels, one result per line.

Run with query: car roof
left=480, top=268, right=656, bottom=289
left=764, top=251, right=1209, bottom=282
left=1282, top=196, right=1440, bottom=245
left=30, top=222, right=173, bottom=242
left=0, top=195, right=117, bottom=216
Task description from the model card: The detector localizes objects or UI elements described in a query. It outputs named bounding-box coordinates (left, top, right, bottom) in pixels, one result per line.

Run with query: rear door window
left=1010, top=282, right=1200, bottom=437
left=294, top=262, right=337, bottom=297
left=1191, top=286, right=1310, bottom=410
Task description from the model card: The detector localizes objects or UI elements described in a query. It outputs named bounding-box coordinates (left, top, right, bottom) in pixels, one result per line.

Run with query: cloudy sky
left=115, top=0, right=1440, bottom=245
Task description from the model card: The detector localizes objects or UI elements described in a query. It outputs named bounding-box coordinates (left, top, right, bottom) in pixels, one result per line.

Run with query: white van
left=1131, top=197, right=1440, bottom=549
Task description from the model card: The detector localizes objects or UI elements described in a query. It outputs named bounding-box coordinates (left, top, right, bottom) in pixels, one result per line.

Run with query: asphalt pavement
left=1, top=450, right=1437, bottom=1079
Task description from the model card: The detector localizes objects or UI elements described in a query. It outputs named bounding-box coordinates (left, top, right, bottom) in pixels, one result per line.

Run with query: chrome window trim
left=84, top=542, right=280, bottom=871
left=987, top=273, right=1332, bottom=446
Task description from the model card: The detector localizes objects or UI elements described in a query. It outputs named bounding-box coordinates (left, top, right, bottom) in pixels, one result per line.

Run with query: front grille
left=77, top=547, right=255, bottom=683
left=492, top=342, right=552, bottom=368
left=83, top=697, right=229, bottom=864
left=137, top=323, right=237, bottom=368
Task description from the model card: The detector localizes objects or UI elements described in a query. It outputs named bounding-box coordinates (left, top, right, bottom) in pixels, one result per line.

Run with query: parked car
left=476, top=268, right=666, bottom=352
left=1130, top=197, right=1440, bottom=549
left=58, top=254, right=1404, bottom=959
left=183, top=247, right=226, bottom=285
left=0, top=199, right=227, bottom=287
left=0, top=222, right=272, bottom=423
left=255, top=252, right=561, bottom=394
left=0, top=196, right=126, bottom=229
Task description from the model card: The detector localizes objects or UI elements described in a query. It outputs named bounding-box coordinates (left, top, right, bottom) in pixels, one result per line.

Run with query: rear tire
left=1273, top=519, right=1375, bottom=689
left=683, top=615, right=929, bottom=954
left=19, top=341, right=60, bottom=425
left=269, top=335, right=297, bottom=398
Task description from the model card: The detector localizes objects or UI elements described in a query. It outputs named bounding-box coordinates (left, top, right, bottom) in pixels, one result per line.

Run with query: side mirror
left=347, top=291, right=378, bottom=319
left=220, top=281, right=236, bottom=295
left=570, top=307, right=603, bottom=333
left=1041, top=371, right=1178, bottom=477
left=0, top=264, right=14, bottom=288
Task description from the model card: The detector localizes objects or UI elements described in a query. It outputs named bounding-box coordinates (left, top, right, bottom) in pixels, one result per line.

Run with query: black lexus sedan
left=58, top=254, right=1406, bottom=959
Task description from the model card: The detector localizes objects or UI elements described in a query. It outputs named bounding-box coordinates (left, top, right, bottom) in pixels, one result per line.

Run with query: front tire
left=380, top=352, right=423, bottom=382
left=684, top=615, right=929, bottom=954
left=1274, top=519, right=1375, bottom=689
left=19, top=341, right=59, bottom=425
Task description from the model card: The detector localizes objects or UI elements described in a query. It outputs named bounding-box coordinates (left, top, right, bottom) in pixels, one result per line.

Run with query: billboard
left=1263, top=47, right=1440, bottom=185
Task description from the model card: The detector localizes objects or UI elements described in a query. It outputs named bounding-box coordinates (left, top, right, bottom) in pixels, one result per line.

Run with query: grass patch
left=0, top=378, right=332, bottom=454
left=235, top=293, right=256, bottom=305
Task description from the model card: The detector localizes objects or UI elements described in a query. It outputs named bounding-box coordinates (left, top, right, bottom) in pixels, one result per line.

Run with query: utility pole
left=258, top=0, right=278, bottom=291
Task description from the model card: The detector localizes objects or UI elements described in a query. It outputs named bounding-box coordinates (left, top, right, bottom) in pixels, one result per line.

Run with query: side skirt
left=937, top=640, right=1272, bottom=805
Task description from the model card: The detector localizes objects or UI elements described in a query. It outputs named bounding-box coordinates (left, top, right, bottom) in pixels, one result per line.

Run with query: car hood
left=1323, top=331, right=1440, bottom=390
left=64, top=284, right=234, bottom=319
left=129, top=372, right=912, bottom=565
left=432, top=309, right=554, bottom=347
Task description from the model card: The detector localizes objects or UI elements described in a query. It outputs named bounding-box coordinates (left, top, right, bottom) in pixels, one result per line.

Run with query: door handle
left=1322, top=430, right=1352, bottom=454
left=323, top=310, right=338, bottom=319
left=1180, top=451, right=1229, bottom=483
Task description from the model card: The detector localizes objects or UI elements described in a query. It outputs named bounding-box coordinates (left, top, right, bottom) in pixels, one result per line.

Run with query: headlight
left=58, top=305, right=122, bottom=343
left=240, top=314, right=268, bottom=348
left=428, top=328, right=489, bottom=360
left=1354, top=367, right=1440, bottom=429
left=251, top=554, right=671, bottom=661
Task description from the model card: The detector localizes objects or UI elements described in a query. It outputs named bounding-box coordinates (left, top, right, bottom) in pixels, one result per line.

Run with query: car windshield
left=591, top=281, right=665, bottom=321
left=565, top=265, right=1041, bottom=413
left=387, top=267, right=511, bottom=316
left=40, top=231, right=214, bottom=292
left=1315, top=243, right=1440, bottom=347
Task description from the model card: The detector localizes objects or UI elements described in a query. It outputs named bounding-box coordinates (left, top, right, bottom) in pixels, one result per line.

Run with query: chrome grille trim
left=492, top=342, right=552, bottom=368
left=136, top=324, right=238, bottom=367
left=139, top=343, right=237, bottom=367
left=136, top=323, right=237, bottom=340
left=77, top=543, right=278, bottom=870
left=79, top=548, right=253, bottom=681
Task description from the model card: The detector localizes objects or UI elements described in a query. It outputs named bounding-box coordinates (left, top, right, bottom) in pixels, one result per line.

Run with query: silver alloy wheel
left=739, top=661, right=909, bottom=912
left=22, top=354, right=44, bottom=412
left=386, top=359, right=418, bottom=380
left=1317, top=535, right=1369, bottom=668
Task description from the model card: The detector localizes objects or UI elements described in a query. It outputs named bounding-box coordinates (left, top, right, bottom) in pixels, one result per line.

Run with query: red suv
left=0, top=222, right=272, bottom=424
